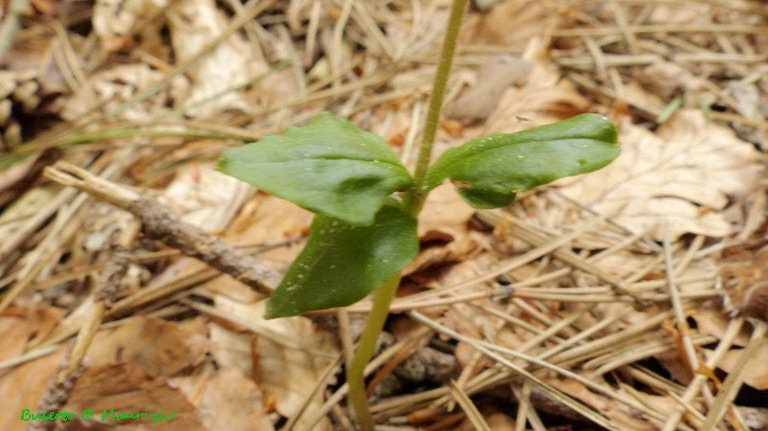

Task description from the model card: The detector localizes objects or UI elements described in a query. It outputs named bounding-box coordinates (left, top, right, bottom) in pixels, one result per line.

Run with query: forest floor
left=1, top=0, right=768, bottom=430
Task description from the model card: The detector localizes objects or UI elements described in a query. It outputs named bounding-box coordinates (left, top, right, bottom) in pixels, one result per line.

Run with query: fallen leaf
left=160, top=163, right=251, bottom=233
left=486, top=411, right=516, bottom=430
left=554, top=110, right=763, bottom=240
left=64, top=363, right=204, bottom=431
left=636, top=58, right=707, bottom=99
left=0, top=303, right=67, bottom=431
left=467, top=0, right=558, bottom=48
left=0, top=349, right=66, bottom=431
left=718, top=341, right=768, bottom=390
left=167, top=0, right=265, bottom=117
left=86, top=317, right=209, bottom=377
left=0, top=301, right=64, bottom=359
left=196, top=369, right=275, bottom=431
left=93, top=0, right=170, bottom=52
left=212, top=296, right=338, bottom=430
left=418, top=183, right=476, bottom=243
left=207, top=322, right=254, bottom=378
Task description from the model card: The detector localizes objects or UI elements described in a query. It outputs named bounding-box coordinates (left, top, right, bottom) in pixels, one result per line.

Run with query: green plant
left=216, top=1, right=619, bottom=429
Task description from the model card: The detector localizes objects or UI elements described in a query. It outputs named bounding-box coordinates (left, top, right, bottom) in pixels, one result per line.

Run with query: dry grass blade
left=410, top=311, right=619, bottom=431
left=449, top=380, right=492, bottom=431
left=700, top=321, right=768, bottom=431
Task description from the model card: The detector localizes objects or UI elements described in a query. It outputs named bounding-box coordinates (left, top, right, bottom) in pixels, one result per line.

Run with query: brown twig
left=27, top=241, right=132, bottom=431
left=44, top=161, right=279, bottom=294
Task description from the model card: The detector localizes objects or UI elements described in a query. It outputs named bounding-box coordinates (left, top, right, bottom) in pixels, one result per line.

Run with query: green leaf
left=424, top=113, right=620, bottom=209
left=217, top=112, right=413, bottom=225
left=266, top=202, right=418, bottom=319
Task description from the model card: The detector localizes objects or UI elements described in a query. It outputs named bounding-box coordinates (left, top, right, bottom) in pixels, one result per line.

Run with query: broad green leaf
left=217, top=112, right=413, bottom=226
left=266, top=202, right=418, bottom=319
left=424, top=113, right=619, bottom=208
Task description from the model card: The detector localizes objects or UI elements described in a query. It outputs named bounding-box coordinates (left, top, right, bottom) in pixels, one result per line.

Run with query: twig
left=27, top=241, right=131, bottom=431
left=44, top=161, right=279, bottom=294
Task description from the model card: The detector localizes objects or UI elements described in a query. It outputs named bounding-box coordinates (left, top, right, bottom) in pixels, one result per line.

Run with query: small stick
left=44, top=161, right=279, bottom=294
left=27, top=243, right=131, bottom=431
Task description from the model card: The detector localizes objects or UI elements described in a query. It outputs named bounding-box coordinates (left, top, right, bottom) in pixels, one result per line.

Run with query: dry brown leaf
left=1, top=350, right=67, bottom=431
left=404, top=183, right=478, bottom=273
left=195, top=369, right=275, bottom=431
left=692, top=309, right=751, bottom=347
left=467, top=0, right=558, bottom=48
left=0, top=303, right=67, bottom=431
left=718, top=341, right=768, bottom=390
left=554, top=110, right=764, bottom=241
left=418, top=183, right=475, bottom=243
left=64, top=363, right=204, bottom=431
left=86, top=317, right=209, bottom=377
left=0, top=302, right=63, bottom=359
left=485, top=411, right=516, bottom=430
left=212, top=296, right=337, bottom=430
left=167, top=0, right=265, bottom=117
left=207, top=323, right=254, bottom=378
left=160, top=163, right=251, bottom=233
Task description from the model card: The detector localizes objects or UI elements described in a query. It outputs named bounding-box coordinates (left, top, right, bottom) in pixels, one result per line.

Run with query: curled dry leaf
left=554, top=110, right=763, bottom=241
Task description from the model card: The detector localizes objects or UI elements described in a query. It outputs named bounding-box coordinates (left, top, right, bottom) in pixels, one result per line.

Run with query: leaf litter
left=1, top=0, right=767, bottom=430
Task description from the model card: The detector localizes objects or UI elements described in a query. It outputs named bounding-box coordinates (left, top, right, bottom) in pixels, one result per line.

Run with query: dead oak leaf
left=64, top=363, right=204, bottom=431
left=554, top=110, right=763, bottom=241
left=85, top=317, right=209, bottom=378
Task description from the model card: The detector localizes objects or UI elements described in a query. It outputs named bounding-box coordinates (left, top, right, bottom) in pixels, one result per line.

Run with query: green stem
left=346, top=1, right=467, bottom=429
left=405, top=0, right=469, bottom=215
left=345, top=275, right=401, bottom=430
